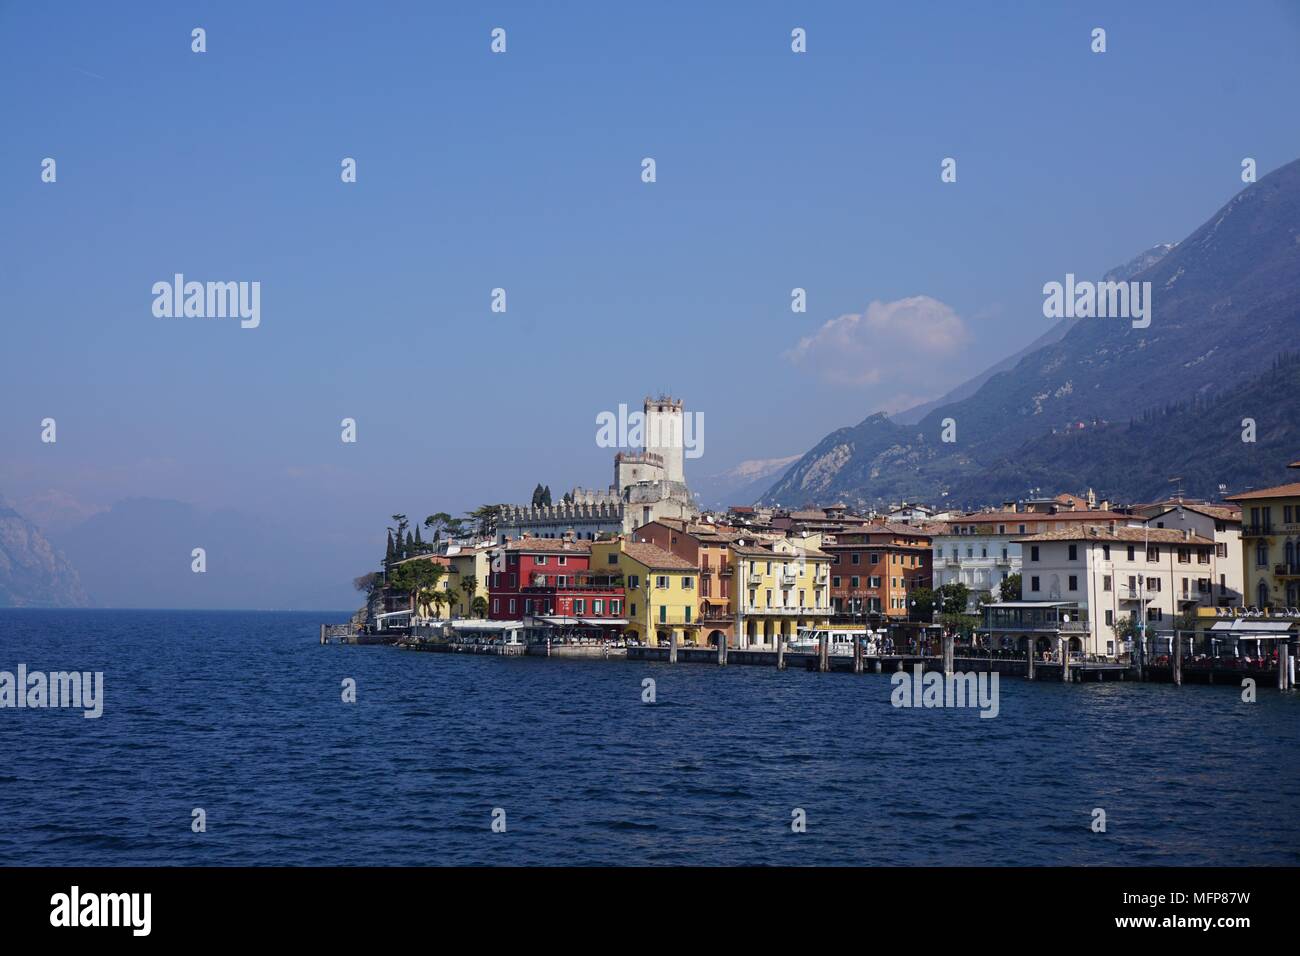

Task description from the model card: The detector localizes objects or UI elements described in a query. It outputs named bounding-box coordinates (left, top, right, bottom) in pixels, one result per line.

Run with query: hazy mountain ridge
left=762, top=159, right=1300, bottom=508
left=0, top=498, right=89, bottom=607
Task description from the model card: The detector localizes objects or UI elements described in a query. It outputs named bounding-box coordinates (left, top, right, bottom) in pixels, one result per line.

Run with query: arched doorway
left=707, top=629, right=726, bottom=648
left=1258, top=580, right=1269, bottom=609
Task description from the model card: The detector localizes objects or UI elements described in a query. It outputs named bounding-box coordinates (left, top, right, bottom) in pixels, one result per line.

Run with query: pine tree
left=414, top=526, right=424, bottom=551
left=386, top=531, right=395, bottom=562
left=542, top=485, right=552, bottom=506
left=405, top=531, right=414, bottom=555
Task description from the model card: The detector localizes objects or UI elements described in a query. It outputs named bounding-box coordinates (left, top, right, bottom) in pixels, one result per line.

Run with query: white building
left=1016, top=524, right=1226, bottom=658
left=1143, top=503, right=1244, bottom=607
left=931, top=509, right=1139, bottom=608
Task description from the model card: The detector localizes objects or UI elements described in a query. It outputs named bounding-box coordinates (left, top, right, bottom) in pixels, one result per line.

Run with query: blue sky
left=4, top=1, right=1300, bottom=607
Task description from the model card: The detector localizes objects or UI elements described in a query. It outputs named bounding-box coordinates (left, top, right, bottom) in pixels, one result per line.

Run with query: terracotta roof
left=1225, top=483, right=1300, bottom=501
left=502, top=538, right=592, bottom=553
left=619, top=542, right=697, bottom=571
left=389, top=554, right=451, bottom=566
left=1014, top=526, right=1214, bottom=545
left=942, top=509, right=1130, bottom=525
left=1147, top=503, right=1242, bottom=523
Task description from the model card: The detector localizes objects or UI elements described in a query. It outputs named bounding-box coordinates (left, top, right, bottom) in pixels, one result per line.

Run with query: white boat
left=790, top=626, right=872, bottom=656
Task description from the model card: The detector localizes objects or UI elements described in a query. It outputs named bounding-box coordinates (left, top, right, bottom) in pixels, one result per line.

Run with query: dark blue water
left=2, top=609, right=1297, bottom=865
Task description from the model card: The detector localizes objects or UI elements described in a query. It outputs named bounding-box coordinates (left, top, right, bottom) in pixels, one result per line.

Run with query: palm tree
left=460, top=575, right=477, bottom=618
left=471, top=595, right=489, bottom=619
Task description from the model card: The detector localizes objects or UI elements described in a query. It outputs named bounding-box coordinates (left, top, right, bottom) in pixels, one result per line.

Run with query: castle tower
left=643, top=395, right=685, bottom=486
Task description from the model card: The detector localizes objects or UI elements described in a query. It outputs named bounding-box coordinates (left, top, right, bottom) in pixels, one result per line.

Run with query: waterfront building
left=930, top=508, right=1136, bottom=608
left=633, top=519, right=742, bottom=647
left=1226, top=468, right=1300, bottom=608
left=1143, top=503, right=1243, bottom=607
left=591, top=538, right=699, bottom=647
left=487, top=536, right=591, bottom=618
left=444, top=545, right=492, bottom=618
left=730, top=538, right=832, bottom=649
left=823, top=522, right=931, bottom=619
left=1014, top=524, right=1224, bottom=658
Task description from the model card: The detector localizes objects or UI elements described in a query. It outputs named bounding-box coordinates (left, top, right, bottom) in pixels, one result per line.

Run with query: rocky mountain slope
left=763, top=159, right=1300, bottom=508
left=0, top=498, right=89, bottom=607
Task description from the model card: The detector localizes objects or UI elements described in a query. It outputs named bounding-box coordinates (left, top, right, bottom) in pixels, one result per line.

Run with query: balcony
left=718, top=565, right=734, bottom=577
left=779, top=573, right=798, bottom=586
left=1275, top=564, right=1300, bottom=578
left=995, top=555, right=1011, bottom=566
left=1243, top=524, right=1273, bottom=537
left=742, top=605, right=830, bottom=616
left=747, top=573, right=763, bottom=585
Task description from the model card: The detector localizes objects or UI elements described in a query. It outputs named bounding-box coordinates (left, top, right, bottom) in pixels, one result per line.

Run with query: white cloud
left=784, top=295, right=970, bottom=391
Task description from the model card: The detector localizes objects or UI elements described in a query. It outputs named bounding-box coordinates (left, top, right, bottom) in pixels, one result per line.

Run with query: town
left=334, top=395, right=1300, bottom=690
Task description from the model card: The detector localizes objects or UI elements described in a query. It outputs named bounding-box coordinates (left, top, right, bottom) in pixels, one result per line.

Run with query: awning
left=1210, top=620, right=1293, bottom=634
left=448, top=620, right=524, bottom=632
left=580, top=618, right=627, bottom=626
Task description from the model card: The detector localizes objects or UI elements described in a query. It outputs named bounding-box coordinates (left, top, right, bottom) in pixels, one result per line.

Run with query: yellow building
left=591, top=538, right=699, bottom=647
left=444, top=546, right=492, bottom=618
left=1227, top=465, right=1300, bottom=608
left=730, top=538, right=832, bottom=648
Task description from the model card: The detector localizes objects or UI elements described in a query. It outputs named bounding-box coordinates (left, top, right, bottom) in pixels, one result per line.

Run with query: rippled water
left=2, top=609, right=1297, bottom=866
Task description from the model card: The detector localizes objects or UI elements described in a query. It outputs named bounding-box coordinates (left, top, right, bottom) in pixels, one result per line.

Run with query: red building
left=488, top=536, right=625, bottom=639
left=824, top=522, right=932, bottom=619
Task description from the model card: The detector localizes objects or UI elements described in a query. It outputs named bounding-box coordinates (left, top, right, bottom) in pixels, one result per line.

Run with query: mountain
left=763, top=159, right=1300, bottom=508
left=890, top=243, right=1176, bottom=426
left=0, top=498, right=89, bottom=607
left=691, top=455, right=802, bottom=509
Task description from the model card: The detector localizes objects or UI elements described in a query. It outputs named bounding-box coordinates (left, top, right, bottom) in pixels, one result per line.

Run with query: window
left=1068, top=545, right=1077, bottom=561
left=852, top=553, right=860, bottom=565
left=684, top=606, right=692, bottom=623
left=524, top=599, right=532, bottom=614
left=1146, top=577, right=1161, bottom=592
left=630, top=603, right=636, bottom=616
left=833, top=576, right=841, bottom=587
left=765, top=589, right=772, bottom=607
left=681, top=576, right=694, bottom=590
left=508, top=599, right=516, bottom=613
left=1105, top=610, right=1114, bottom=625
left=628, top=575, right=640, bottom=588
left=1177, top=548, right=1190, bottom=564
left=1103, top=575, right=1112, bottom=591
left=655, top=575, right=669, bottom=589
left=1018, top=524, right=1026, bottom=534
left=492, top=599, right=499, bottom=614
left=1146, top=546, right=1160, bottom=562
left=1068, top=575, right=1078, bottom=591
left=870, top=553, right=880, bottom=564
left=1030, top=576, right=1040, bottom=592
left=1256, top=542, right=1268, bottom=567
left=659, top=605, right=666, bottom=623
left=536, top=556, right=547, bottom=565
left=607, top=553, right=619, bottom=565
left=1030, top=546, right=1040, bottom=562
left=611, top=600, right=621, bottom=615
left=574, top=599, right=585, bottom=614
left=1127, top=545, right=1135, bottom=561
left=869, top=576, right=881, bottom=588
left=833, top=554, right=841, bottom=565
left=1216, top=543, right=1227, bottom=558
left=1102, top=544, right=1110, bottom=560
left=556, top=576, right=566, bottom=587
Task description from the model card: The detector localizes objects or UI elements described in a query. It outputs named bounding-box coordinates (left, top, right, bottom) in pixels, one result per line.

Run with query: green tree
left=385, top=531, right=395, bottom=563
left=531, top=484, right=545, bottom=507
left=999, top=572, right=1022, bottom=602
left=937, top=582, right=970, bottom=616
left=460, top=574, right=478, bottom=617
left=909, top=587, right=935, bottom=620
left=471, top=595, right=489, bottom=619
